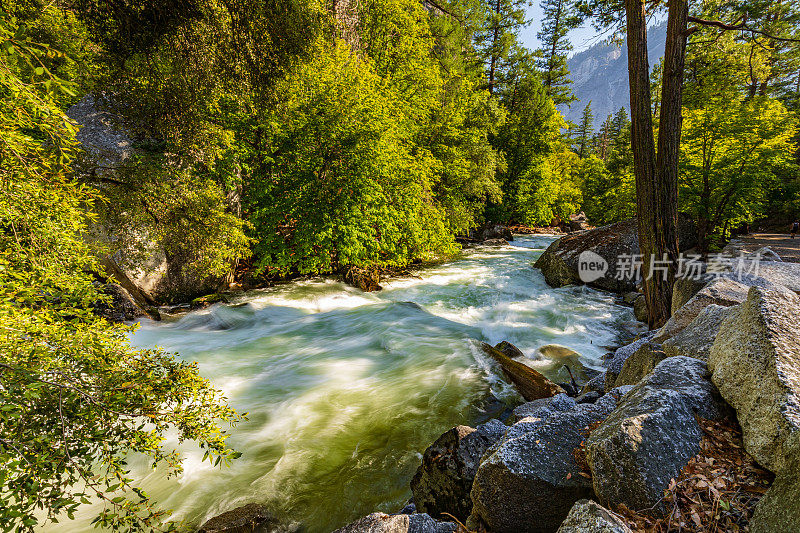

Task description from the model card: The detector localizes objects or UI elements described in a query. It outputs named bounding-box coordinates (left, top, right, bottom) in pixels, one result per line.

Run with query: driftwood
left=479, top=342, right=565, bottom=401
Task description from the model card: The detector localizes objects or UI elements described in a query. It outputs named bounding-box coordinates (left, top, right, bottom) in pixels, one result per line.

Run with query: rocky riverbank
left=324, top=222, right=800, bottom=532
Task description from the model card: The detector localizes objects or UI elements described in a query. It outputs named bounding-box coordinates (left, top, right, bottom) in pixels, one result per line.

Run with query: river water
left=70, top=235, right=635, bottom=532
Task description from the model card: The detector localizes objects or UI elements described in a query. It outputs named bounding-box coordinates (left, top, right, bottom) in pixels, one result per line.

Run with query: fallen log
left=479, top=342, right=565, bottom=401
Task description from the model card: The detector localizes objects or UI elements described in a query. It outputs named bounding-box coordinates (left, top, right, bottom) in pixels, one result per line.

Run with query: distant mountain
left=559, top=22, right=667, bottom=127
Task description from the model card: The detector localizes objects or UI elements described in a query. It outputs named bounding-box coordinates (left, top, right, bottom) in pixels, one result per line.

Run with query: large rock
left=333, top=513, right=457, bottom=533
left=738, top=261, right=800, bottom=293
left=708, top=284, right=800, bottom=473
left=472, top=223, right=514, bottom=242
left=613, top=341, right=666, bottom=387
left=411, top=420, right=507, bottom=522
left=556, top=500, right=632, bottom=533
left=655, top=277, right=749, bottom=341
left=662, top=304, right=732, bottom=361
left=197, top=503, right=297, bottom=533
left=750, top=467, right=800, bottom=533
left=512, top=393, right=577, bottom=423
left=479, top=343, right=565, bottom=401
left=671, top=277, right=706, bottom=314
left=468, top=389, right=629, bottom=533
left=69, top=96, right=230, bottom=305
left=93, top=282, right=155, bottom=322
left=603, top=333, right=656, bottom=391
left=533, top=217, right=696, bottom=293
left=586, top=357, right=726, bottom=513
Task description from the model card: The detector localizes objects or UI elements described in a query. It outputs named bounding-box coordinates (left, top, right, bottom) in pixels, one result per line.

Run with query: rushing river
left=65, top=235, right=636, bottom=532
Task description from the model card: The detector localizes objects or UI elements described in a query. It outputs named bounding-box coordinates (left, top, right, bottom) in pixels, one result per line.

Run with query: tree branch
left=688, top=15, right=800, bottom=43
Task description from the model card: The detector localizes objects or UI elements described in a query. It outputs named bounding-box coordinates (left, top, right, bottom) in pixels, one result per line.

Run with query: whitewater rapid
left=63, top=235, right=636, bottom=532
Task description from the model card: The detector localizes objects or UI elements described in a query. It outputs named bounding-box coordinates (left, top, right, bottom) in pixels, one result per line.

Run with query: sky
left=518, top=3, right=613, bottom=55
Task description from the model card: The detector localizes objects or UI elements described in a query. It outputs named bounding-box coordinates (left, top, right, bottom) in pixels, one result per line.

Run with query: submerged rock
left=708, top=284, right=800, bottom=473
left=538, top=344, right=580, bottom=360
left=411, top=420, right=507, bottom=522
left=586, top=357, right=726, bottom=513
left=480, top=342, right=565, bottom=401
left=468, top=388, right=629, bottom=533
left=556, top=500, right=632, bottom=533
left=333, top=513, right=456, bottom=533
left=197, top=503, right=297, bottom=533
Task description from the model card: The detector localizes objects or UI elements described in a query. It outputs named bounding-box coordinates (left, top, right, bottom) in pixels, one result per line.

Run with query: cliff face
left=560, top=22, right=667, bottom=126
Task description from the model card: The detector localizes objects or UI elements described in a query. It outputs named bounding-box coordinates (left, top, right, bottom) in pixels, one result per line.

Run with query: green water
left=61, top=236, right=634, bottom=532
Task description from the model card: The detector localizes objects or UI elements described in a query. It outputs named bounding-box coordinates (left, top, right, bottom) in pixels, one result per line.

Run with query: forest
left=1, top=0, right=799, bottom=530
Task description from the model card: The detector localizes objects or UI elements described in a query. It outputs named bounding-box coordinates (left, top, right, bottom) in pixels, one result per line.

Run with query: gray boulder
left=603, top=333, right=656, bottom=391
left=468, top=389, right=629, bottom=532
left=671, top=277, right=707, bottom=315
left=333, top=513, right=456, bottom=533
left=708, top=284, right=800, bottom=473
left=586, top=357, right=726, bottom=513
left=533, top=217, right=696, bottom=294
left=655, top=277, right=749, bottom=341
left=743, top=261, right=800, bottom=293
left=662, top=304, right=732, bottom=361
left=513, top=393, right=577, bottom=423
left=556, top=500, right=632, bottom=533
left=613, top=341, right=666, bottom=387
left=411, top=420, right=507, bottom=522
left=475, top=224, right=514, bottom=242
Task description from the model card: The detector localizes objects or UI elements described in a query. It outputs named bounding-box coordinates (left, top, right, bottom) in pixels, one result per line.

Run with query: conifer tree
left=536, top=0, right=580, bottom=104
left=573, top=101, right=594, bottom=157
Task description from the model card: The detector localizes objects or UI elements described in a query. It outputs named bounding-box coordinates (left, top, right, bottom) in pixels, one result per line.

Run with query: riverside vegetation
left=2, top=0, right=800, bottom=531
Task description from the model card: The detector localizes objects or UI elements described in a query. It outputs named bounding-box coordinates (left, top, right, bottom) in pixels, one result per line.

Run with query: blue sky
left=519, top=3, right=612, bottom=55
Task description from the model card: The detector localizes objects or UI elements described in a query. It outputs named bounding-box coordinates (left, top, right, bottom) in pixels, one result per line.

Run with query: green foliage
left=680, top=95, right=797, bottom=249
left=0, top=22, right=241, bottom=531
left=490, top=56, right=579, bottom=225
left=249, top=40, right=457, bottom=275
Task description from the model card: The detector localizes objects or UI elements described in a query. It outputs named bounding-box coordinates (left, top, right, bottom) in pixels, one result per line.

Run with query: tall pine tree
left=573, top=101, right=594, bottom=157
left=475, top=0, right=529, bottom=93
left=536, top=0, right=580, bottom=104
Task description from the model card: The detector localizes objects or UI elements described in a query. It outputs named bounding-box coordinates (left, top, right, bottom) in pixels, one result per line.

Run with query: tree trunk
left=625, top=0, right=659, bottom=327
left=652, top=0, right=687, bottom=323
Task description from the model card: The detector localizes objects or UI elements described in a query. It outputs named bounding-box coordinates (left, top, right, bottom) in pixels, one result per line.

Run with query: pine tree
left=573, top=101, right=594, bottom=157
left=597, top=114, right=613, bottom=160
left=536, top=0, right=580, bottom=105
left=475, top=0, right=529, bottom=93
